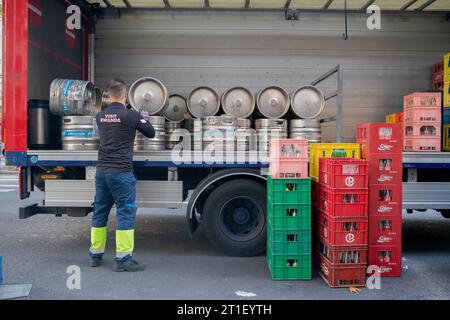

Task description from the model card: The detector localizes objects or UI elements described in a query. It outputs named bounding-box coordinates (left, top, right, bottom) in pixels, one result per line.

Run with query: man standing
left=89, top=79, right=155, bottom=272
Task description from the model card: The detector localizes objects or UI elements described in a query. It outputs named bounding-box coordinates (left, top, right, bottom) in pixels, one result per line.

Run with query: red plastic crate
left=403, top=107, right=441, bottom=123
left=368, top=245, right=402, bottom=277
left=319, top=158, right=368, bottom=189
left=318, top=237, right=367, bottom=265
left=269, top=159, right=308, bottom=178
left=318, top=255, right=367, bottom=288
left=366, top=153, right=403, bottom=186
left=319, top=186, right=368, bottom=217
left=432, top=61, right=443, bottom=82
left=318, top=210, right=368, bottom=246
left=433, top=80, right=444, bottom=91
left=356, top=123, right=402, bottom=159
left=369, top=185, right=402, bottom=216
left=404, top=122, right=441, bottom=137
left=403, top=92, right=442, bottom=108
left=403, top=137, right=441, bottom=152
left=369, top=214, right=402, bottom=246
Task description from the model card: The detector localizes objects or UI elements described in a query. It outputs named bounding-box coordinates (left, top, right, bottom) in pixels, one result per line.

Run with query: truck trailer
left=2, top=0, right=450, bottom=257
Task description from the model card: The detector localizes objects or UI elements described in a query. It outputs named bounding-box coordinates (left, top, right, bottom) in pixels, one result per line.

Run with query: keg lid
left=187, top=87, right=220, bottom=118
left=221, top=87, right=255, bottom=118
left=164, top=95, right=189, bottom=122
left=256, top=86, right=290, bottom=119
left=291, top=86, right=325, bottom=119
left=128, top=77, right=169, bottom=115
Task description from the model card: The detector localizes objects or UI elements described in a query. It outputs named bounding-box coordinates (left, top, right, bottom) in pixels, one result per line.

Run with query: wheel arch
left=186, top=168, right=266, bottom=237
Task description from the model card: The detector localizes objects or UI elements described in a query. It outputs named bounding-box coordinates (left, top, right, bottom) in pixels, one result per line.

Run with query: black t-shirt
left=96, top=103, right=155, bottom=173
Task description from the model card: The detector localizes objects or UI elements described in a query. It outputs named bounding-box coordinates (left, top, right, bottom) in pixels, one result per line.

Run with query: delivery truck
left=2, top=0, right=450, bottom=257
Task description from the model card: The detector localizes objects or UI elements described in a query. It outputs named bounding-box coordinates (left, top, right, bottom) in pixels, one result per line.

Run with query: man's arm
left=127, top=111, right=156, bottom=138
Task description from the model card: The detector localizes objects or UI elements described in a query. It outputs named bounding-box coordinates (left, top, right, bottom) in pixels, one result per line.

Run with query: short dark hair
left=107, top=79, right=127, bottom=98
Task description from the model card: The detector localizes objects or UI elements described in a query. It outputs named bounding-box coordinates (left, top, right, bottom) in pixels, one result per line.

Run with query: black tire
left=440, top=210, right=450, bottom=219
left=202, top=179, right=266, bottom=257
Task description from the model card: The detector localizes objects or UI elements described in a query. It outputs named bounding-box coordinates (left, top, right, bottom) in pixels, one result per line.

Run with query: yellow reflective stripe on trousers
left=90, top=226, right=107, bottom=253
left=116, top=229, right=134, bottom=255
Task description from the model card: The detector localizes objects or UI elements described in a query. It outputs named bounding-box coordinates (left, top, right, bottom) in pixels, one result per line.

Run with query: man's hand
left=139, top=110, right=150, bottom=122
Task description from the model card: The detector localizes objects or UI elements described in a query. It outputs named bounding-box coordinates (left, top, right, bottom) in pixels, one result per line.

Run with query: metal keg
left=202, top=115, right=237, bottom=153
left=290, top=85, right=325, bottom=119
left=134, top=116, right=166, bottom=151
left=236, top=118, right=256, bottom=152
left=50, top=79, right=101, bottom=116
left=185, top=118, right=203, bottom=151
left=255, top=119, right=288, bottom=154
left=165, top=121, right=183, bottom=150
left=289, top=119, right=322, bottom=143
left=28, top=100, right=62, bottom=150
left=163, top=95, right=190, bottom=122
left=187, top=87, right=220, bottom=118
left=128, top=77, right=169, bottom=115
left=61, top=116, right=99, bottom=151
left=256, top=86, right=290, bottom=119
left=221, top=87, right=255, bottom=119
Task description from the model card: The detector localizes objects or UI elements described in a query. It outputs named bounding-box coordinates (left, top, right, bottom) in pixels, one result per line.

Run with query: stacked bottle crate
left=403, top=92, right=442, bottom=152
left=432, top=60, right=443, bottom=91
left=267, top=139, right=311, bottom=280
left=316, top=158, right=369, bottom=288
left=357, top=123, right=403, bottom=277
left=444, top=53, right=450, bottom=151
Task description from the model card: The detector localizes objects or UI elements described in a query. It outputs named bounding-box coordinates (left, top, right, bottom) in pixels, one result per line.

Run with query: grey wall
left=95, top=11, right=450, bottom=142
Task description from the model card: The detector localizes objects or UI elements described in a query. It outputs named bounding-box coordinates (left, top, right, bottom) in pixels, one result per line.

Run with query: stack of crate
left=267, top=139, right=311, bottom=281
left=403, top=92, right=442, bottom=152
left=357, top=123, right=403, bottom=277
left=316, top=158, right=369, bottom=288
left=432, top=60, right=444, bottom=91
left=310, top=143, right=361, bottom=209
left=385, top=112, right=403, bottom=125
left=444, top=53, right=450, bottom=151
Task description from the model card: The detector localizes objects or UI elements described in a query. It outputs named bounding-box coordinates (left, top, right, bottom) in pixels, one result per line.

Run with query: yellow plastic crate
left=386, top=113, right=396, bottom=124
left=444, top=125, right=450, bottom=152
left=444, top=81, right=450, bottom=108
left=444, top=53, right=450, bottom=83
left=309, top=143, right=361, bottom=181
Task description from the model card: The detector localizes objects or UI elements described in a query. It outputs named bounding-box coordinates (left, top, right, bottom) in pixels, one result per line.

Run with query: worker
left=89, top=79, right=155, bottom=272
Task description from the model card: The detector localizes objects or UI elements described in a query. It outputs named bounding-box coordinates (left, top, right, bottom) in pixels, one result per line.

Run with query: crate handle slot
left=286, top=259, right=298, bottom=267
left=286, top=234, right=297, bottom=242
left=286, top=208, right=297, bottom=217
left=285, top=183, right=297, bottom=192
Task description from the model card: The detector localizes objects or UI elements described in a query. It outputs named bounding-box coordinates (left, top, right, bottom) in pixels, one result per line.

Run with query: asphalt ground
left=0, top=177, right=449, bottom=300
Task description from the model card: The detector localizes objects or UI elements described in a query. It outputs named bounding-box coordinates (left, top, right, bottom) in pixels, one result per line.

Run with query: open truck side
left=2, top=0, right=450, bottom=257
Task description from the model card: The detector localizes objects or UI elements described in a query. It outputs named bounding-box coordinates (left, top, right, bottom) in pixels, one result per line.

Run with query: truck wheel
left=202, top=179, right=266, bottom=257
left=441, top=210, right=450, bottom=219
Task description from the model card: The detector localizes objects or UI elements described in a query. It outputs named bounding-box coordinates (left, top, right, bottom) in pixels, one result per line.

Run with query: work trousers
left=89, top=171, right=137, bottom=262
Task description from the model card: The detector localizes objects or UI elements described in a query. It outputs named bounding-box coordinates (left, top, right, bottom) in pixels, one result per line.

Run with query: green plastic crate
left=267, top=247, right=312, bottom=280
left=267, top=176, right=311, bottom=205
left=267, top=224, right=311, bottom=255
left=267, top=202, right=311, bottom=229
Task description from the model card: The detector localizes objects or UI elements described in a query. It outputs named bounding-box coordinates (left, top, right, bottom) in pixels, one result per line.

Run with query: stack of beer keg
left=49, top=77, right=327, bottom=152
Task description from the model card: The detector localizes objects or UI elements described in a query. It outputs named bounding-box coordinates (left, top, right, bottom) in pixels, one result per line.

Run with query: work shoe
left=112, top=258, right=146, bottom=272
left=89, top=257, right=102, bottom=267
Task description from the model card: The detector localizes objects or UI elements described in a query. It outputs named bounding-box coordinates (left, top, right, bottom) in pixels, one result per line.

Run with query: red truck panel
left=2, top=0, right=29, bottom=152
